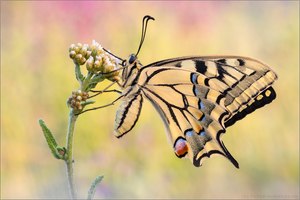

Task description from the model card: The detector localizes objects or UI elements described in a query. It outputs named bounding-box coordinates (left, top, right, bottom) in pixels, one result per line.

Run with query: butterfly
left=108, top=15, right=278, bottom=168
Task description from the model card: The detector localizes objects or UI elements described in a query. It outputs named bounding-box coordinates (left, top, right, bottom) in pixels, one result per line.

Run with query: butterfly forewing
left=114, top=56, right=277, bottom=167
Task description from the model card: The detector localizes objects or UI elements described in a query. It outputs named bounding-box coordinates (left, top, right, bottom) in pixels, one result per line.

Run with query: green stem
left=81, top=71, right=94, bottom=91
left=65, top=109, right=78, bottom=199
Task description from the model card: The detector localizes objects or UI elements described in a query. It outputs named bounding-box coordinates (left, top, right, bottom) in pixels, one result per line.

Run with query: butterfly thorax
left=120, top=54, right=143, bottom=89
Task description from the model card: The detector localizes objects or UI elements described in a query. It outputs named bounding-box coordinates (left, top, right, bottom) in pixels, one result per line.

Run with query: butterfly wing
left=114, top=56, right=277, bottom=167
left=138, top=56, right=277, bottom=167
left=114, top=85, right=143, bottom=138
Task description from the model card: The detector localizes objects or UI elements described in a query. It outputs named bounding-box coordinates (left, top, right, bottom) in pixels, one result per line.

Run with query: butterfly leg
left=77, top=95, right=124, bottom=115
left=89, top=81, right=121, bottom=98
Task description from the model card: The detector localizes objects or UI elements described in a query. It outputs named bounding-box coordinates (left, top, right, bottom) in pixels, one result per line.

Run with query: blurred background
left=1, top=1, right=299, bottom=199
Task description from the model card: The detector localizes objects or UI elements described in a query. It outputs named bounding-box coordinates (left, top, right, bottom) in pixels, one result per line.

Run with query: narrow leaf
left=38, top=119, right=62, bottom=159
left=81, top=100, right=95, bottom=107
left=75, top=62, right=84, bottom=83
left=87, top=176, right=104, bottom=200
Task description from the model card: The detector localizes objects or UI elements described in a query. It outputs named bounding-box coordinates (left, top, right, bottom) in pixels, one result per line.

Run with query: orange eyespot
left=174, top=138, right=188, bottom=157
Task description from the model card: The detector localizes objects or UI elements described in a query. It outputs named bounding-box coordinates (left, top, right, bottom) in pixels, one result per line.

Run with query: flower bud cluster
left=69, top=43, right=91, bottom=65
left=69, top=40, right=120, bottom=81
left=67, top=90, right=89, bottom=111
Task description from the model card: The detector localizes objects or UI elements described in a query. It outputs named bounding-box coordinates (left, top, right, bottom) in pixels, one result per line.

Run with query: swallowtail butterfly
left=108, top=15, right=277, bottom=168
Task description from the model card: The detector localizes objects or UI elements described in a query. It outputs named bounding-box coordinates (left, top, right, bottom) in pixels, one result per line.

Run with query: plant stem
left=65, top=109, right=78, bottom=199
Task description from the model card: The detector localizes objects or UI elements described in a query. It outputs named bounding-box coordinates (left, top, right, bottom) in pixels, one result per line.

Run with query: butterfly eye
left=128, top=54, right=137, bottom=64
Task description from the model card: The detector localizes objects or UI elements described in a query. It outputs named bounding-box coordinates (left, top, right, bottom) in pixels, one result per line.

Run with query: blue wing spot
left=199, top=130, right=206, bottom=137
left=190, top=73, right=198, bottom=84
left=198, top=101, right=205, bottom=109
left=193, top=86, right=200, bottom=96
left=186, top=130, right=194, bottom=137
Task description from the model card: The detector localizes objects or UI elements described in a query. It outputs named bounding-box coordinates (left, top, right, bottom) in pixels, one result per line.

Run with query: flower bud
left=69, top=51, right=76, bottom=59
left=77, top=43, right=83, bottom=48
left=80, top=47, right=88, bottom=56
left=96, top=48, right=104, bottom=55
left=71, top=99, right=76, bottom=104
left=74, top=46, right=80, bottom=53
left=75, top=54, right=83, bottom=61
left=79, top=57, right=86, bottom=65
left=76, top=95, right=82, bottom=101
left=94, top=60, right=101, bottom=70
left=86, top=57, right=94, bottom=71
left=69, top=44, right=76, bottom=51
left=82, top=92, right=89, bottom=100
left=86, top=50, right=92, bottom=58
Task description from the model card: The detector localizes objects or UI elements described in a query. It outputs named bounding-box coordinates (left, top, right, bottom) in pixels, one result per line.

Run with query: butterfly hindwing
left=139, top=67, right=237, bottom=167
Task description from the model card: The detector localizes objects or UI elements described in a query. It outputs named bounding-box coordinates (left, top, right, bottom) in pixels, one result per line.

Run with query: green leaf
left=38, top=119, right=63, bottom=159
left=75, top=62, right=85, bottom=83
left=81, top=100, right=95, bottom=107
left=87, top=175, right=104, bottom=200
left=90, top=74, right=105, bottom=85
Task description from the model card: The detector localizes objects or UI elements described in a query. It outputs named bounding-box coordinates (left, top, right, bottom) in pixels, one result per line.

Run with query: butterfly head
left=128, top=54, right=137, bottom=65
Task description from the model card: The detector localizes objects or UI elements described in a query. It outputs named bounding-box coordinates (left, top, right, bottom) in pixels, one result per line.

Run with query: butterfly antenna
left=103, top=48, right=126, bottom=65
left=135, top=15, right=155, bottom=57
